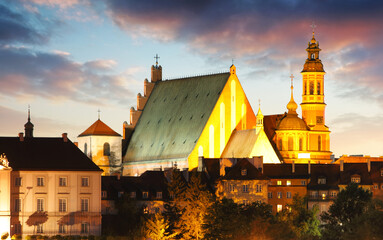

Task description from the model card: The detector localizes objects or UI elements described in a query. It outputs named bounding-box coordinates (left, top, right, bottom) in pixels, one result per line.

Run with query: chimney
left=292, top=160, right=295, bottom=173
left=367, top=158, right=371, bottom=172
left=308, top=160, right=311, bottom=174
left=62, top=133, right=68, bottom=142
left=340, top=160, right=344, bottom=172
left=18, top=132, right=24, bottom=142
left=252, top=156, right=263, bottom=173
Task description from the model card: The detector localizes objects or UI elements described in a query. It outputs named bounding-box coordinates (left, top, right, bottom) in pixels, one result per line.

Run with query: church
left=79, top=30, right=333, bottom=176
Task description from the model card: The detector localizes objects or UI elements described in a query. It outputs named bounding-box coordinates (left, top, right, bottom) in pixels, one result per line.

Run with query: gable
left=124, top=73, right=230, bottom=163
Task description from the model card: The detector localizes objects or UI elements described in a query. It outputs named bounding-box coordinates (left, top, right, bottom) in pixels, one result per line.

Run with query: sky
left=0, top=0, right=383, bottom=158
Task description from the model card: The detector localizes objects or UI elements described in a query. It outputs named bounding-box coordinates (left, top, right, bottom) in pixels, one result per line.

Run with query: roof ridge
left=163, top=71, right=230, bottom=81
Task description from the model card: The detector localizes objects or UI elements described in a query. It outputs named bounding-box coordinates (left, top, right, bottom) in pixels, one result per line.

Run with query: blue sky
left=1, top=0, right=383, bottom=157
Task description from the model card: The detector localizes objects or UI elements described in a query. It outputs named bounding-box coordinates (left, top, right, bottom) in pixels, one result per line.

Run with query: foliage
left=277, top=195, right=321, bottom=240
left=144, top=213, right=177, bottom=240
left=321, top=183, right=382, bottom=240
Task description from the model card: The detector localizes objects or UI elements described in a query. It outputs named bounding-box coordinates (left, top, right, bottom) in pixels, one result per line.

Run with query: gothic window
left=318, top=135, right=322, bottom=151
left=317, top=81, right=321, bottom=95
left=288, top=136, right=293, bottom=151
left=103, top=142, right=110, bottom=156
left=309, top=81, right=314, bottom=95
left=209, top=125, right=214, bottom=158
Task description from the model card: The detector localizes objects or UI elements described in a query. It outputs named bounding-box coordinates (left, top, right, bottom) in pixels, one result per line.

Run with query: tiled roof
left=263, top=163, right=310, bottom=179
left=308, top=164, right=340, bottom=190
left=78, top=119, right=121, bottom=137
left=340, top=163, right=373, bottom=185
left=124, top=73, right=230, bottom=162
left=222, top=158, right=269, bottom=180
left=0, top=137, right=101, bottom=171
left=370, top=162, right=383, bottom=183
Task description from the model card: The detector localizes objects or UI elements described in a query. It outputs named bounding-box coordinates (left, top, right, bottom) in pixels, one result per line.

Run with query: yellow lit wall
left=0, top=168, right=11, bottom=239
left=188, top=65, right=257, bottom=169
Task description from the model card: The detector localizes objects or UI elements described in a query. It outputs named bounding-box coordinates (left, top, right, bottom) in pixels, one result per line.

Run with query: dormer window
left=351, top=175, right=361, bottom=184
left=318, top=177, right=326, bottom=184
left=241, top=169, right=247, bottom=176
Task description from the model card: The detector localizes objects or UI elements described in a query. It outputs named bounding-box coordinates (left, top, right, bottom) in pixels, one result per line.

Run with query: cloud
left=23, top=0, right=81, bottom=9
left=0, top=46, right=138, bottom=106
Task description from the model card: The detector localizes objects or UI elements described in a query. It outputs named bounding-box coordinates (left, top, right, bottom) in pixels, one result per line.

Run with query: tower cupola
left=24, top=106, right=34, bottom=138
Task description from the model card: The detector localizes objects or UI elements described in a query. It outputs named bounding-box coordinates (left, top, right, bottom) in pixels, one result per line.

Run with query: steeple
left=24, top=105, right=34, bottom=138
left=286, top=74, right=298, bottom=114
left=256, top=99, right=264, bottom=134
left=302, top=23, right=324, bottom=73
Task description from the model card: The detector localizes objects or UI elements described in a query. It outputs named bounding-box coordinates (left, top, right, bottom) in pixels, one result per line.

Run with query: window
left=277, top=192, right=282, bottom=199
left=277, top=180, right=282, bottom=185
left=81, top=198, right=89, bottom=212
left=241, top=169, right=247, bottom=176
left=286, top=192, right=292, bottom=199
left=309, top=81, right=314, bottom=95
left=256, top=184, right=262, bottom=193
left=318, top=177, right=326, bottom=184
left=321, top=192, right=327, bottom=200
left=118, top=191, right=124, bottom=198
left=14, top=224, right=21, bottom=234
left=229, top=184, right=235, bottom=192
left=268, top=192, right=273, bottom=199
left=15, top=177, right=22, bottom=187
left=242, top=200, right=249, bottom=205
left=286, top=180, right=291, bottom=186
left=59, top=177, right=67, bottom=187
left=103, top=142, right=110, bottom=156
left=130, top=191, right=136, bottom=199
left=318, top=135, right=322, bottom=151
left=37, top=198, right=44, bottom=212
left=288, top=136, right=293, bottom=151
left=299, top=138, right=303, bottom=151
left=102, top=191, right=107, bottom=199
left=37, top=177, right=44, bottom=187
left=242, top=184, right=249, bottom=193
left=374, top=184, right=378, bottom=189
left=81, top=223, right=89, bottom=234
left=278, top=139, right=282, bottom=151
left=36, top=224, right=43, bottom=234
left=351, top=176, right=361, bottom=183
left=317, top=81, right=321, bottom=95
left=142, top=192, right=149, bottom=199
left=277, top=204, right=283, bottom=212
left=14, top=198, right=21, bottom=212
left=81, top=177, right=89, bottom=187
left=330, top=191, right=337, bottom=198
left=59, top=224, right=66, bottom=234
left=310, top=191, right=319, bottom=198
left=301, top=180, right=306, bottom=186
left=156, top=192, right=163, bottom=199
left=59, top=199, right=67, bottom=212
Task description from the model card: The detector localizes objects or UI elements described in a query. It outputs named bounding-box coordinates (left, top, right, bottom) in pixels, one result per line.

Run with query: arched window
left=278, top=139, right=283, bottom=151
left=318, top=136, right=322, bottom=151
left=209, top=125, right=214, bottom=158
left=84, top=143, right=88, bottom=156
left=103, top=142, right=110, bottom=156
left=309, top=81, right=314, bottom=95
left=220, top=102, right=225, bottom=154
left=231, top=80, right=236, bottom=130
left=317, top=81, right=321, bottom=95
left=288, top=136, right=293, bottom=151
left=311, top=53, right=315, bottom=59
left=299, top=137, right=303, bottom=151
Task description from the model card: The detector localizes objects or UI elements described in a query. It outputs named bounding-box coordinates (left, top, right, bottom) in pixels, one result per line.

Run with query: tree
left=321, top=183, right=373, bottom=240
left=178, top=171, right=213, bottom=239
left=145, top=213, right=177, bottom=240
left=277, top=195, right=320, bottom=240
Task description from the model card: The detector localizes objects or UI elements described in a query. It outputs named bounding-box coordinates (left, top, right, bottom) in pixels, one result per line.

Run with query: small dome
left=278, top=114, right=308, bottom=130
left=287, top=98, right=298, bottom=113
left=137, top=93, right=142, bottom=97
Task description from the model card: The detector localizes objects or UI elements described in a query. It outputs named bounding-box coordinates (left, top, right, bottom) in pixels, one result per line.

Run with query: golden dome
left=278, top=114, right=308, bottom=130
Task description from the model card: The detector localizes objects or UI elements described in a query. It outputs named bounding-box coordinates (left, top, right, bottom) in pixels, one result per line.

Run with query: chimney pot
left=18, top=132, right=24, bottom=142
left=62, top=133, right=68, bottom=142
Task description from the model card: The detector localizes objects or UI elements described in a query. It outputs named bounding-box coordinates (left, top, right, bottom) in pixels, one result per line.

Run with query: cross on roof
left=154, top=54, right=160, bottom=66
left=258, top=99, right=261, bottom=108
left=311, top=22, right=317, bottom=34
left=98, top=109, right=101, bottom=120
left=232, top=58, right=234, bottom=65
left=290, top=74, right=294, bottom=87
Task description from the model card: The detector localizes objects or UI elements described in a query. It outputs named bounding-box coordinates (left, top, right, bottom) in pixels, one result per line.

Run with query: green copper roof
left=124, top=73, right=230, bottom=163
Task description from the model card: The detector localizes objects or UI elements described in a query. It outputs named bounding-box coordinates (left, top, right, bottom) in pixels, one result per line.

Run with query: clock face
left=316, top=116, right=323, bottom=124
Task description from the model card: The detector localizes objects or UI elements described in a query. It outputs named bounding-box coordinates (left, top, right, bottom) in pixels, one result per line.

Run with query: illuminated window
left=317, top=81, right=321, bottom=95
left=81, top=177, right=89, bottom=187
left=286, top=180, right=291, bottom=186
left=309, top=81, right=314, bottom=95
left=59, top=177, right=67, bottom=187
left=286, top=192, right=292, bottom=199
left=330, top=191, right=337, bottom=198
left=299, top=138, right=303, bottom=151
left=277, top=181, right=282, bottom=185
left=256, top=184, right=262, bottom=193
left=311, top=53, right=315, bottom=59
left=277, top=192, right=282, bottom=199
left=310, top=191, right=319, bottom=199
left=130, top=191, right=136, bottom=199
left=277, top=204, right=283, bottom=212
left=37, top=198, right=44, bottom=212
left=59, top=198, right=67, bottom=212
left=242, top=185, right=249, bottom=193
left=37, top=177, right=44, bottom=187
left=14, top=198, right=21, bottom=212
left=351, top=176, right=361, bottom=184
left=288, top=136, right=293, bottom=151
left=156, top=192, right=163, bottom=199
left=301, top=180, right=306, bottom=186
left=241, top=169, right=247, bottom=176
left=286, top=206, right=292, bottom=212
left=209, top=125, right=214, bottom=158
left=143, top=192, right=149, bottom=199
left=15, top=177, right=22, bottom=187
left=229, top=184, right=235, bottom=192
left=268, top=192, right=273, bottom=199
left=318, top=177, right=326, bottom=184
left=59, top=224, right=66, bottom=234
left=318, top=135, right=322, bottom=151
left=36, top=224, right=43, bottom=233
left=321, top=192, right=327, bottom=200
left=81, top=222, right=89, bottom=234
left=81, top=198, right=89, bottom=212
left=103, top=142, right=110, bottom=156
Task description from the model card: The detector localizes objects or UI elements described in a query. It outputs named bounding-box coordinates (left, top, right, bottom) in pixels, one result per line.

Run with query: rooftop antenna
left=154, top=54, right=160, bottom=67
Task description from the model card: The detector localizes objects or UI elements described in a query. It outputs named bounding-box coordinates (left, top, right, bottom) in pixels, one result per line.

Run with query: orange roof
left=78, top=119, right=121, bottom=137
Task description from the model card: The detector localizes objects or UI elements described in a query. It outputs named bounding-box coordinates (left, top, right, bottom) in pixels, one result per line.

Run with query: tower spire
left=24, top=105, right=34, bottom=138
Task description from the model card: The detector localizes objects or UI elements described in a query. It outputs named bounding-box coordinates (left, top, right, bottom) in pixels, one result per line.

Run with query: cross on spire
left=98, top=109, right=101, bottom=120
left=311, top=22, right=317, bottom=36
left=28, top=104, right=31, bottom=121
left=154, top=54, right=160, bottom=66
left=290, top=74, right=294, bottom=88
left=258, top=99, right=261, bottom=108
left=232, top=58, right=234, bottom=65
